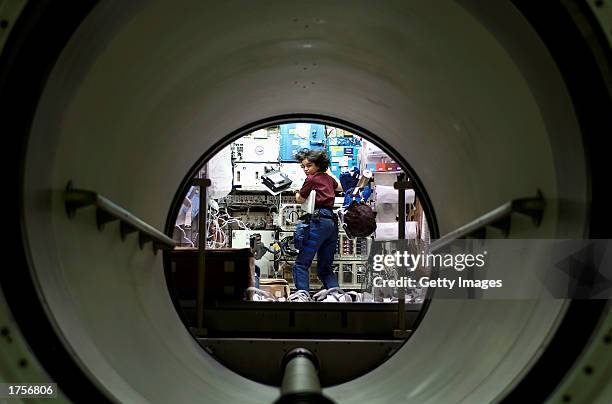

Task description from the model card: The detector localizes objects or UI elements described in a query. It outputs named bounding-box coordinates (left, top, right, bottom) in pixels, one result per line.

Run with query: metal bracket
left=64, top=181, right=96, bottom=219
left=466, top=227, right=487, bottom=239
left=489, top=216, right=511, bottom=237
left=96, top=208, right=117, bottom=231
left=119, top=221, right=137, bottom=241
left=512, top=189, right=546, bottom=227
left=64, top=181, right=177, bottom=253
left=139, top=232, right=152, bottom=250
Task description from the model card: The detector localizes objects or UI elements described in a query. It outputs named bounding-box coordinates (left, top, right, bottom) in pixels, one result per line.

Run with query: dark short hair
left=294, top=148, right=309, bottom=162
left=297, top=149, right=330, bottom=172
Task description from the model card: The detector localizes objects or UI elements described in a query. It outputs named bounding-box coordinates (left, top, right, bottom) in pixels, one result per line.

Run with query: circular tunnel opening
left=163, top=116, right=438, bottom=386
left=2, top=0, right=610, bottom=403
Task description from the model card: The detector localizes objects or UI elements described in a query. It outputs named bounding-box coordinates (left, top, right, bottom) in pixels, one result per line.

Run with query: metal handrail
left=429, top=189, right=545, bottom=252
left=63, top=182, right=177, bottom=252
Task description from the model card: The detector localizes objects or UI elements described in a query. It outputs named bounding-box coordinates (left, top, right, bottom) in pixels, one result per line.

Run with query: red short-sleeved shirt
left=299, top=172, right=338, bottom=209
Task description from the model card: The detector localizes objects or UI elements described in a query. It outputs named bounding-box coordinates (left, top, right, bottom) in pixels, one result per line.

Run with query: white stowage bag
left=374, top=185, right=416, bottom=204
left=374, top=221, right=418, bottom=241
left=206, top=144, right=233, bottom=199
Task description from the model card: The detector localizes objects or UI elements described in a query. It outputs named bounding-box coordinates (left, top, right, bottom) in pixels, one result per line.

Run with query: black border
left=0, top=0, right=609, bottom=402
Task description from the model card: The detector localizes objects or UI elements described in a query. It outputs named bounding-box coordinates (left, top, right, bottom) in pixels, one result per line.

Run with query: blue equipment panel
left=279, top=123, right=326, bottom=162
left=327, top=136, right=361, bottom=178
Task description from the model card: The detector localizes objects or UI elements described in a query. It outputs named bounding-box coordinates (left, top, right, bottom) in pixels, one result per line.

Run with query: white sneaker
left=313, top=287, right=352, bottom=302
left=246, top=287, right=276, bottom=301
left=288, top=290, right=312, bottom=302
left=312, top=288, right=328, bottom=301
left=361, top=292, right=374, bottom=303
left=346, top=291, right=362, bottom=302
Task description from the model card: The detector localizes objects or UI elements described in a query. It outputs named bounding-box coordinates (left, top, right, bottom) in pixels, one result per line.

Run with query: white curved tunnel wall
left=22, top=0, right=587, bottom=403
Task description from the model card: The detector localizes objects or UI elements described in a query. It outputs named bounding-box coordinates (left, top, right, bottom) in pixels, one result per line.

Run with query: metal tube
left=429, top=202, right=514, bottom=252
left=64, top=185, right=177, bottom=249
left=280, top=356, right=321, bottom=396
left=276, top=348, right=335, bottom=404
left=428, top=191, right=545, bottom=253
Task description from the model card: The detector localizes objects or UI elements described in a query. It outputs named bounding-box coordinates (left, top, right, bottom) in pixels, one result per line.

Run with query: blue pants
left=292, top=210, right=340, bottom=291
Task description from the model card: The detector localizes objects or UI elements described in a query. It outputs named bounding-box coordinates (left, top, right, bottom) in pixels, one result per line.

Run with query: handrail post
left=428, top=190, right=545, bottom=253
left=393, top=174, right=411, bottom=339
left=193, top=178, right=211, bottom=337
left=63, top=181, right=177, bottom=253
